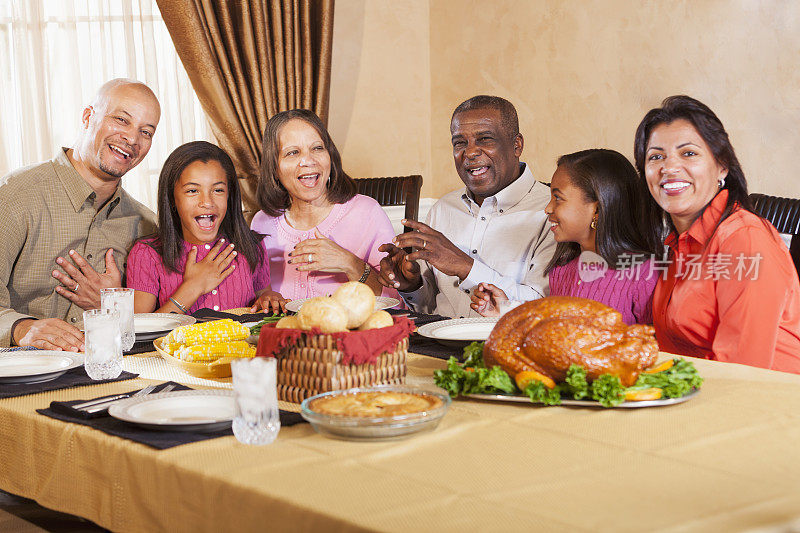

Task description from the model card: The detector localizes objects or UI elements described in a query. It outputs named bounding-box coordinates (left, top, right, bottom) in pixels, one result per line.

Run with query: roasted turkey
left=483, top=296, right=658, bottom=387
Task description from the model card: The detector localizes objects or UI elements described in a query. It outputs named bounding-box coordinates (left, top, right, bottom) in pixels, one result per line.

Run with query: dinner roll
left=332, top=281, right=376, bottom=329
left=297, top=297, right=348, bottom=333
left=358, top=310, right=394, bottom=330
left=275, top=316, right=301, bottom=329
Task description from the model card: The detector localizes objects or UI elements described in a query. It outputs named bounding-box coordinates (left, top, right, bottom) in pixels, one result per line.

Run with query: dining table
left=2, top=328, right=800, bottom=532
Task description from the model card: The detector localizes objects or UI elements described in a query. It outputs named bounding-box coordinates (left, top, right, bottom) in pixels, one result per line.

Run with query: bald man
left=0, top=79, right=160, bottom=350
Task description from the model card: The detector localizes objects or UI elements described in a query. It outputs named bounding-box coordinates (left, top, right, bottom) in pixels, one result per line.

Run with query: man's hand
left=53, top=249, right=122, bottom=310
left=13, top=318, right=84, bottom=352
left=391, top=219, right=474, bottom=280
left=251, top=289, right=290, bottom=314
left=377, top=243, right=422, bottom=292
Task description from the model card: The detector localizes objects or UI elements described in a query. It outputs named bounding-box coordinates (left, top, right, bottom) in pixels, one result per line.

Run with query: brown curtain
left=156, top=0, right=335, bottom=220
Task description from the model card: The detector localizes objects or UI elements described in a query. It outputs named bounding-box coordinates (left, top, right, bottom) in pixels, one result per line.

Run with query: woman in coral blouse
left=634, top=95, right=800, bottom=373
left=251, top=109, right=400, bottom=304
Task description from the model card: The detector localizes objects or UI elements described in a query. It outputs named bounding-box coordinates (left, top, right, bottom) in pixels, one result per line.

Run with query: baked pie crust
left=309, top=391, right=443, bottom=417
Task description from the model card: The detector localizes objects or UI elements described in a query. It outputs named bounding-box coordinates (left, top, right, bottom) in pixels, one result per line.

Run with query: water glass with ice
left=83, top=308, right=123, bottom=380
left=231, top=357, right=280, bottom=445
left=101, top=288, right=135, bottom=351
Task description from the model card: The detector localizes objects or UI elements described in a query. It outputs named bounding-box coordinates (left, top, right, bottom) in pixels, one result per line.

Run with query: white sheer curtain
left=0, top=0, right=209, bottom=211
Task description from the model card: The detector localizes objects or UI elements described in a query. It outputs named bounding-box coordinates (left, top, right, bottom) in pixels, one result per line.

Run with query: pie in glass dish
left=309, top=390, right=443, bottom=418
left=300, top=386, right=450, bottom=440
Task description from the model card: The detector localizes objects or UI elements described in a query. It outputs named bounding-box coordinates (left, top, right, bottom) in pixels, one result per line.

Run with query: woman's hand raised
left=183, top=239, right=237, bottom=296
left=289, top=229, right=363, bottom=280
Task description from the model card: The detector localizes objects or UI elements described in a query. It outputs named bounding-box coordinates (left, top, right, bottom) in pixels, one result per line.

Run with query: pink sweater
left=549, top=257, right=657, bottom=325
left=125, top=238, right=270, bottom=313
left=250, top=194, right=400, bottom=301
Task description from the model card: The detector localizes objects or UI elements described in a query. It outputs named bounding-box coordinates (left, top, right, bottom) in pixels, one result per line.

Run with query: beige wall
left=328, top=0, right=431, bottom=185
left=331, top=0, right=800, bottom=200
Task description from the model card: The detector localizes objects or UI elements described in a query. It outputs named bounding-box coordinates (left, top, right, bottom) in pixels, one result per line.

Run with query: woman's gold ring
left=422, top=240, right=427, bottom=249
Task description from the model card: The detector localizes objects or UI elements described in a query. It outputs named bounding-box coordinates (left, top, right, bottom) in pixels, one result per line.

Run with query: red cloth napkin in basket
left=255, top=317, right=416, bottom=365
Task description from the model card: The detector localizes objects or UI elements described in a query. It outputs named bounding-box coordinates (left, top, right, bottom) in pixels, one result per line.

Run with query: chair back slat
left=355, top=175, right=423, bottom=232
left=750, top=193, right=800, bottom=279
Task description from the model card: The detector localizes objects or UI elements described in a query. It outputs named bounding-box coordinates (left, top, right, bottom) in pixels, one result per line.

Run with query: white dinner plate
left=108, top=389, right=235, bottom=432
left=285, top=296, right=400, bottom=313
left=133, top=313, right=196, bottom=340
left=416, top=317, right=499, bottom=343
left=0, top=351, right=84, bottom=384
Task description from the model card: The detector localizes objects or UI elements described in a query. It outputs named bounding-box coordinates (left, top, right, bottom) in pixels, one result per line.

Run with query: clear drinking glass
left=231, top=358, right=280, bottom=445
left=100, top=288, right=135, bottom=351
left=83, top=308, right=123, bottom=380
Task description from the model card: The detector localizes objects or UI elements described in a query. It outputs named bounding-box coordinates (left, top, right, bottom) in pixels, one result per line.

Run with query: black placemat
left=38, top=383, right=306, bottom=450
left=126, top=339, right=156, bottom=355
left=409, top=334, right=469, bottom=360
left=386, top=309, right=451, bottom=327
left=0, top=366, right=139, bottom=399
left=192, top=308, right=272, bottom=323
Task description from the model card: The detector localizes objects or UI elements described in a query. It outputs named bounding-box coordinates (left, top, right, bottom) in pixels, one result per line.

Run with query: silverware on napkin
left=74, top=384, right=158, bottom=411
left=83, top=383, right=178, bottom=414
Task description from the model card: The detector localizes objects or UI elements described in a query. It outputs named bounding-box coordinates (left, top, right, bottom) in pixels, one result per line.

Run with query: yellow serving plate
left=153, top=336, right=234, bottom=378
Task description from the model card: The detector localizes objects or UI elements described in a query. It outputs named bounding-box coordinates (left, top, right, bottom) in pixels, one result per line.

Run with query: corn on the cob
left=175, top=341, right=256, bottom=362
left=162, top=341, right=183, bottom=354
left=166, top=319, right=250, bottom=346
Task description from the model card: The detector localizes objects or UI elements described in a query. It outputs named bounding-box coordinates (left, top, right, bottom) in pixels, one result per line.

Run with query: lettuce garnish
left=627, top=358, right=703, bottom=397
left=523, top=380, right=561, bottom=405
left=589, top=374, right=625, bottom=407
left=562, top=364, right=589, bottom=400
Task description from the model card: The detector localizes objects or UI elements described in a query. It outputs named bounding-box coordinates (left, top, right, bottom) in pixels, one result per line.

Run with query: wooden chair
left=750, top=193, right=800, bottom=278
left=355, top=175, right=423, bottom=232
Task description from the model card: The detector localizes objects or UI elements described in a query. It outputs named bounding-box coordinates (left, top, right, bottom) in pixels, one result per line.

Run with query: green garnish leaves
left=433, top=353, right=515, bottom=397
left=433, top=357, right=465, bottom=397
left=562, top=364, right=589, bottom=400
left=461, top=341, right=486, bottom=368
left=471, top=366, right=516, bottom=395
left=629, top=358, right=704, bottom=398
left=523, top=381, right=562, bottom=405
left=589, top=374, right=625, bottom=407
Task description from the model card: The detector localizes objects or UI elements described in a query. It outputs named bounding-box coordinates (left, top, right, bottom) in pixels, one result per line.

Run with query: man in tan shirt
left=0, top=79, right=161, bottom=350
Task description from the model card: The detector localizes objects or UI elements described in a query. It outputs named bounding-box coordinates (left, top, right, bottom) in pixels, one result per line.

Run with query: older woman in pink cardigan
left=250, top=109, right=401, bottom=312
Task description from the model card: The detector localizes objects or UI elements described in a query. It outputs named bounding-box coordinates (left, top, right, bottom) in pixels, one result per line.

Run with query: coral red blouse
left=653, top=190, right=800, bottom=373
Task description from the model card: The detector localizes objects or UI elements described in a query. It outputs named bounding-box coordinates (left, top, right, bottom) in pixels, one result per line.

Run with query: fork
left=77, top=384, right=158, bottom=412
left=83, top=383, right=181, bottom=414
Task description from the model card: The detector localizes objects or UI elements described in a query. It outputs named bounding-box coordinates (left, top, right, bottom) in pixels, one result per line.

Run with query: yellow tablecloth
left=2, top=350, right=800, bottom=532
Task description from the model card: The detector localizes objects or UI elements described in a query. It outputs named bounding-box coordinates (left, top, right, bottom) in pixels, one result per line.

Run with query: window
left=0, top=0, right=210, bottom=210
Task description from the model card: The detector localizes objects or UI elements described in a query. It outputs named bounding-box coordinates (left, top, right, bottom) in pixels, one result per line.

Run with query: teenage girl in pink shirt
left=126, top=141, right=283, bottom=314
left=471, top=149, right=660, bottom=325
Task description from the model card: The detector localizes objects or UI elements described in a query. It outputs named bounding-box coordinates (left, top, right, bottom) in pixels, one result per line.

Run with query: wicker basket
left=274, top=333, right=408, bottom=403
